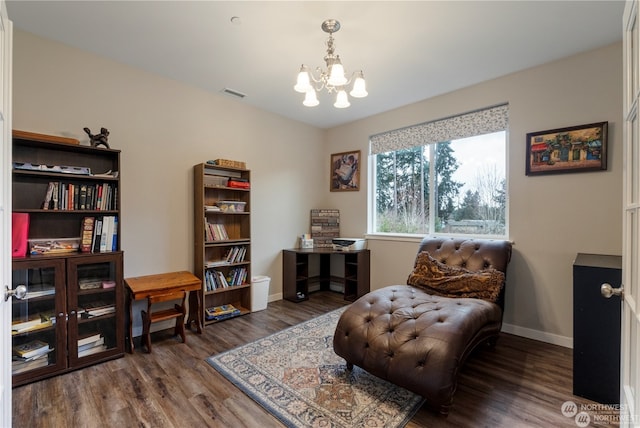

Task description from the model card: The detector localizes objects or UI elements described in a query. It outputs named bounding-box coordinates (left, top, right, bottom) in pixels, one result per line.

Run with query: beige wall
left=12, top=30, right=325, bottom=334
left=13, top=29, right=623, bottom=345
left=325, top=42, right=623, bottom=346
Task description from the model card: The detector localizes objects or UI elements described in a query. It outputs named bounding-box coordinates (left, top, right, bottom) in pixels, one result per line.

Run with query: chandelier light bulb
left=303, top=89, right=319, bottom=107
left=334, top=90, right=350, bottom=108
left=350, top=71, right=368, bottom=98
left=328, top=57, right=347, bottom=87
left=294, top=66, right=312, bottom=93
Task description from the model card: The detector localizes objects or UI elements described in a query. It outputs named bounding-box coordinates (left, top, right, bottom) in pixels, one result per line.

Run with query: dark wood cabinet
left=573, top=253, right=622, bottom=404
left=282, top=248, right=370, bottom=302
left=10, top=131, right=124, bottom=386
left=12, top=252, right=124, bottom=386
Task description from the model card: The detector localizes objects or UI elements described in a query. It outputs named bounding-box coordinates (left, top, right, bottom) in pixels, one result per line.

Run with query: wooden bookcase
left=10, top=131, right=124, bottom=386
left=193, top=162, right=251, bottom=326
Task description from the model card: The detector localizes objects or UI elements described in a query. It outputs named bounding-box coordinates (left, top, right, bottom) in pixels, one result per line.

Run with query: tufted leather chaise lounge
left=332, top=237, right=512, bottom=414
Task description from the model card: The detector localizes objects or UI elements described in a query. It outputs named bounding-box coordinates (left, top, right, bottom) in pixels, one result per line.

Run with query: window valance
left=370, top=104, right=509, bottom=154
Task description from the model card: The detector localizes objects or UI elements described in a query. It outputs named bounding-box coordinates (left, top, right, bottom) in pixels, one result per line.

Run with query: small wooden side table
left=124, top=271, right=202, bottom=352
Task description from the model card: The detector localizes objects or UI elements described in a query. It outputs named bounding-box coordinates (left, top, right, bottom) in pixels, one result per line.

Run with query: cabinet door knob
left=4, top=284, right=27, bottom=301
left=601, top=283, right=624, bottom=299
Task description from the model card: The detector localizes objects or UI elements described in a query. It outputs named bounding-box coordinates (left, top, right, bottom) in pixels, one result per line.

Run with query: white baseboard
left=269, top=293, right=282, bottom=302
left=502, top=322, right=573, bottom=349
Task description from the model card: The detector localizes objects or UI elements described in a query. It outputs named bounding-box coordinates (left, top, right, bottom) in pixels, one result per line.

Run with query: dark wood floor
left=13, top=291, right=616, bottom=427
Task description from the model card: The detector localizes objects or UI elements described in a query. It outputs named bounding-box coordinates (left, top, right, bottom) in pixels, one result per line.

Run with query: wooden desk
left=124, top=271, right=202, bottom=352
left=282, top=248, right=370, bottom=302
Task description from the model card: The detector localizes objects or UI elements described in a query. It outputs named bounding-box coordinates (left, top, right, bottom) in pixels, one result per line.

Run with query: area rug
left=206, top=307, right=425, bottom=428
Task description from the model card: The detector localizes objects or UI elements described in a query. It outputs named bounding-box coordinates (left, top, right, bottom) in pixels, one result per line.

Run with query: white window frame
left=367, top=105, right=510, bottom=240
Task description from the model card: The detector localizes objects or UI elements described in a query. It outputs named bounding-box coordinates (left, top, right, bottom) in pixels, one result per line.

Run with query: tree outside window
left=373, top=131, right=507, bottom=237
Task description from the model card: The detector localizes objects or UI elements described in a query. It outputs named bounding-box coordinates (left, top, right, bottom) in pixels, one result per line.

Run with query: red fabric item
left=228, top=180, right=250, bottom=189
left=12, top=213, right=29, bottom=258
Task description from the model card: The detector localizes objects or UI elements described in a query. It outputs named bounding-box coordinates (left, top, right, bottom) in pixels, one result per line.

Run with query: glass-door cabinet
left=67, top=252, right=124, bottom=365
left=11, top=258, right=66, bottom=384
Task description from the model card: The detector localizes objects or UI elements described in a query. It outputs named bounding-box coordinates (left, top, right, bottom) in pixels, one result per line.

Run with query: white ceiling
left=6, top=1, right=625, bottom=129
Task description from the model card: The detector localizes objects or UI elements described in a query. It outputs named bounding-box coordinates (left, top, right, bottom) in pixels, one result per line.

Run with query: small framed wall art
left=525, top=122, right=608, bottom=176
left=330, top=150, right=360, bottom=191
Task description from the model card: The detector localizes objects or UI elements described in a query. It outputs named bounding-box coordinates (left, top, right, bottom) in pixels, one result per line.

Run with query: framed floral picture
left=330, top=150, right=360, bottom=191
left=526, top=122, right=608, bottom=176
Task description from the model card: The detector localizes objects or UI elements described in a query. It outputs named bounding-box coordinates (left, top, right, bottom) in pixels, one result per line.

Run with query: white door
left=621, top=1, right=640, bottom=426
left=0, top=0, right=11, bottom=426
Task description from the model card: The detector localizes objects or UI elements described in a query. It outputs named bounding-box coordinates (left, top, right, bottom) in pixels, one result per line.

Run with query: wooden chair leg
left=175, top=304, right=186, bottom=343
left=141, top=309, right=152, bottom=353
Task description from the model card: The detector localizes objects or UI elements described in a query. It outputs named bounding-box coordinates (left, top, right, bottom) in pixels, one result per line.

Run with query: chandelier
left=294, top=19, right=368, bottom=108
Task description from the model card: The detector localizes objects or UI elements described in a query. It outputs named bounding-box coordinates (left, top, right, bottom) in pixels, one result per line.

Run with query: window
left=370, top=105, right=508, bottom=238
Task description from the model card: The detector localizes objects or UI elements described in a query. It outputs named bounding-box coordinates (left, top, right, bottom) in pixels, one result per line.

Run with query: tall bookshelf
left=193, top=162, right=251, bottom=326
left=10, top=130, right=124, bottom=386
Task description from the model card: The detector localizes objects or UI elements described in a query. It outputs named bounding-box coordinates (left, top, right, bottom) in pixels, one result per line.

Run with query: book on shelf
left=91, top=215, right=117, bottom=253
left=73, top=183, right=79, bottom=210
left=11, top=315, right=44, bottom=333
left=12, top=311, right=55, bottom=334
left=81, top=301, right=115, bottom=318
left=42, top=181, right=55, bottom=209
left=224, top=246, right=246, bottom=264
left=111, top=216, right=118, bottom=251
left=92, top=217, right=103, bottom=253
left=86, top=185, right=93, bottom=210
left=78, top=344, right=108, bottom=358
left=12, top=352, right=50, bottom=374
left=52, top=182, right=59, bottom=209
left=13, top=339, right=51, bottom=360
left=205, top=260, right=229, bottom=268
left=204, top=222, right=229, bottom=241
left=100, top=216, right=110, bottom=252
left=228, top=267, right=247, bottom=286
left=80, top=216, right=95, bottom=253
left=77, top=336, right=105, bottom=353
left=77, top=332, right=102, bottom=347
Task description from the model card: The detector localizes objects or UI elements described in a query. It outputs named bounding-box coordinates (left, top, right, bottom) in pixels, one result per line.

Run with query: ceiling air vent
left=221, top=88, right=246, bottom=99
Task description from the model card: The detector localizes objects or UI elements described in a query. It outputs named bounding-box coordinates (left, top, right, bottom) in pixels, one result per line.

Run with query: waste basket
left=251, top=276, right=270, bottom=312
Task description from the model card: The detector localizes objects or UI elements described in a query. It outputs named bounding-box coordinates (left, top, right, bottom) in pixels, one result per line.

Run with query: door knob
left=601, top=283, right=624, bottom=299
left=4, top=284, right=27, bottom=302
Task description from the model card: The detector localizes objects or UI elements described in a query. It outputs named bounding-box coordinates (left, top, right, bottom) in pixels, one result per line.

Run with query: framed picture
left=526, top=122, right=608, bottom=176
left=330, top=150, right=361, bottom=191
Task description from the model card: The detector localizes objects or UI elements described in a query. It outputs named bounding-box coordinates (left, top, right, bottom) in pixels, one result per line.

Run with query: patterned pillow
left=407, top=251, right=505, bottom=302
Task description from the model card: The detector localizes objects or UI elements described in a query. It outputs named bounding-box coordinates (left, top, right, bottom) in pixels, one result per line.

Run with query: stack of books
left=205, top=304, right=241, bottom=321
left=77, top=333, right=107, bottom=357
left=12, top=339, right=53, bottom=374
